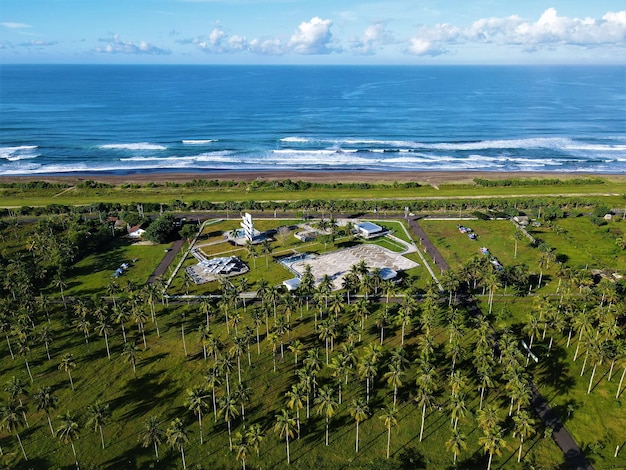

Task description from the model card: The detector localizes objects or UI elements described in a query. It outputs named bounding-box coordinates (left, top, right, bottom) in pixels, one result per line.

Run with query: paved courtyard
left=288, top=244, right=419, bottom=290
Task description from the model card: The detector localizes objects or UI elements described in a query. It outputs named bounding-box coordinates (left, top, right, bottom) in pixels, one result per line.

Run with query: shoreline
left=1, top=170, right=625, bottom=186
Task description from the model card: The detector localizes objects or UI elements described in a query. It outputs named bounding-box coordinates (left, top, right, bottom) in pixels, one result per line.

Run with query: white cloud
left=1, top=22, right=31, bottom=29
left=288, top=17, right=335, bottom=54
left=95, top=35, right=171, bottom=55
left=407, top=9, right=626, bottom=56
left=351, top=21, right=393, bottom=55
left=405, top=23, right=461, bottom=56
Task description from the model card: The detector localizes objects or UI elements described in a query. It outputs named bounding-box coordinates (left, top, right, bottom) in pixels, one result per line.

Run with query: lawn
left=58, top=237, right=173, bottom=298
left=528, top=217, right=626, bottom=272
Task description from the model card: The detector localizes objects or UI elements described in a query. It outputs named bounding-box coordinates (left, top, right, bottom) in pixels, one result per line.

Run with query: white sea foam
left=280, top=137, right=310, bottom=143
left=182, top=140, right=216, bottom=145
left=100, top=143, right=167, bottom=151
left=0, top=145, right=39, bottom=161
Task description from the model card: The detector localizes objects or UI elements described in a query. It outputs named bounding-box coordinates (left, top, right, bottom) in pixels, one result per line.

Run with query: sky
left=1, top=0, right=625, bottom=65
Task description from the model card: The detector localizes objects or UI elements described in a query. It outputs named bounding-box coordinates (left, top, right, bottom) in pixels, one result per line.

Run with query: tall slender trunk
left=355, top=421, right=360, bottom=453
left=419, top=402, right=426, bottom=441
left=617, top=367, right=626, bottom=399
left=71, top=441, right=79, bottom=469
left=68, top=370, right=74, bottom=390
left=518, top=436, right=524, bottom=462
left=99, top=425, right=105, bottom=449
left=6, top=335, right=14, bottom=359
left=285, top=432, right=290, bottom=464
left=104, top=332, right=110, bottom=360
left=587, top=364, right=597, bottom=394
left=386, top=424, right=391, bottom=458
left=47, top=414, right=54, bottom=435
left=16, top=433, right=27, bottom=460
left=199, top=412, right=203, bottom=444
left=180, top=444, right=186, bottom=469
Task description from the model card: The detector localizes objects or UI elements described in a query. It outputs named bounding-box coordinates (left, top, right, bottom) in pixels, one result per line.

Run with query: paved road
left=407, top=217, right=450, bottom=271
left=147, top=238, right=185, bottom=283
left=530, top=384, right=595, bottom=470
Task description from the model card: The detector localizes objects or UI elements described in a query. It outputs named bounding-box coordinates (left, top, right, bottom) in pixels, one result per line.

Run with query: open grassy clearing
left=1, top=178, right=625, bottom=208
left=529, top=217, right=626, bottom=272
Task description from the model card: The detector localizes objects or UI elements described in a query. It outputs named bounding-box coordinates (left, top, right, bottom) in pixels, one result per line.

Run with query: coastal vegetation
left=0, top=176, right=624, bottom=469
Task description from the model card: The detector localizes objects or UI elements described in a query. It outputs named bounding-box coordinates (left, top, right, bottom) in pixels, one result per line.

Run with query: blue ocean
left=1, top=65, right=625, bottom=176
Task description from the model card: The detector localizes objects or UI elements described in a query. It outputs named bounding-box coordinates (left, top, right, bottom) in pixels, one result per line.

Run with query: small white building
left=127, top=224, right=146, bottom=239
left=356, top=222, right=384, bottom=238
left=283, top=278, right=301, bottom=291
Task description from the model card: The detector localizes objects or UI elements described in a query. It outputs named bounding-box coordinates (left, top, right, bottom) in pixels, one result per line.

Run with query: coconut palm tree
left=185, top=386, right=209, bottom=444
left=34, top=385, right=58, bottom=435
left=274, top=409, right=296, bottom=464
left=121, top=342, right=139, bottom=378
left=383, top=362, right=404, bottom=405
left=513, top=409, right=535, bottom=462
left=233, top=431, right=250, bottom=470
left=415, top=360, right=437, bottom=442
left=314, top=385, right=338, bottom=446
left=349, top=397, right=369, bottom=453
left=379, top=403, right=398, bottom=459
left=139, top=415, right=165, bottom=460
left=446, top=429, right=467, bottom=466
left=58, top=353, right=77, bottom=390
left=0, top=401, right=28, bottom=460
left=86, top=400, right=111, bottom=449
left=56, top=411, right=80, bottom=469
left=38, top=324, right=54, bottom=361
left=395, top=302, right=413, bottom=345
left=285, top=384, right=305, bottom=437
left=219, top=392, right=240, bottom=450
left=166, top=417, right=189, bottom=469
left=478, top=425, right=506, bottom=470
left=246, top=422, right=264, bottom=457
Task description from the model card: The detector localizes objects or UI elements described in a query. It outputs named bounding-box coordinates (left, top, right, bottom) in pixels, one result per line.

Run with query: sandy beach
left=1, top=170, right=624, bottom=186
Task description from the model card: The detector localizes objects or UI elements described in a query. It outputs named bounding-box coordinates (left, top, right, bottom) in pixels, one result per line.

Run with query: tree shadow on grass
left=111, top=370, right=178, bottom=422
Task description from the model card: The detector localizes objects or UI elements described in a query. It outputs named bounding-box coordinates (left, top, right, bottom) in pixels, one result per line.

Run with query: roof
left=356, top=222, right=383, bottom=233
left=283, top=278, right=301, bottom=291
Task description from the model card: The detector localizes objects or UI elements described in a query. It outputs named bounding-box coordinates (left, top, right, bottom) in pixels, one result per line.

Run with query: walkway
left=530, top=384, right=595, bottom=470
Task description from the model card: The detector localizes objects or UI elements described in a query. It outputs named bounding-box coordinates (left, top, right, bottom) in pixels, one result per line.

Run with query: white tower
left=241, top=212, right=254, bottom=241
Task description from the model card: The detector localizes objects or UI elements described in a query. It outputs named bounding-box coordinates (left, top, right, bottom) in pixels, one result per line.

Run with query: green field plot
left=529, top=217, right=626, bottom=272
left=420, top=219, right=541, bottom=269
left=59, top=238, right=172, bottom=298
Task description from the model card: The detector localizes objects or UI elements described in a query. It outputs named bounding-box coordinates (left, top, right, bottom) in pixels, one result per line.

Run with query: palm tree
left=395, top=302, right=413, bottom=345
left=121, top=342, right=139, bottom=378
left=56, top=411, right=80, bottom=469
left=274, top=409, right=296, bottom=464
left=233, top=381, right=252, bottom=422
left=513, top=409, right=535, bottom=462
left=34, top=386, right=58, bottom=435
left=383, top=362, right=404, bottom=405
left=314, top=385, right=338, bottom=446
left=357, top=356, right=377, bottom=404
left=218, top=392, right=240, bottom=449
left=380, top=403, right=398, bottom=459
left=233, top=431, right=250, bottom=470
left=349, top=397, right=369, bottom=453
left=261, top=239, right=273, bottom=269
left=285, top=384, right=305, bottom=437
left=415, top=361, right=437, bottom=442
left=38, top=324, right=54, bottom=361
left=58, top=353, right=77, bottom=390
left=0, top=401, right=28, bottom=460
left=86, top=400, right=111, bottom=449
left=445, top=429, right=467, bottom=466
left=478, top=425, right=506, bottom=470
left=246, top=422, right=264, bottom=457
left=185, top=386, right=209, bottom=444
left=139, top=415, right=165, bottom=460
left=166, top=417, right=189, bottom=469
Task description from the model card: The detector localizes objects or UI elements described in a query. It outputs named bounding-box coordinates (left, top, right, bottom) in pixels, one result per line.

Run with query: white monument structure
left=241, top=213, right=255, bottom=242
